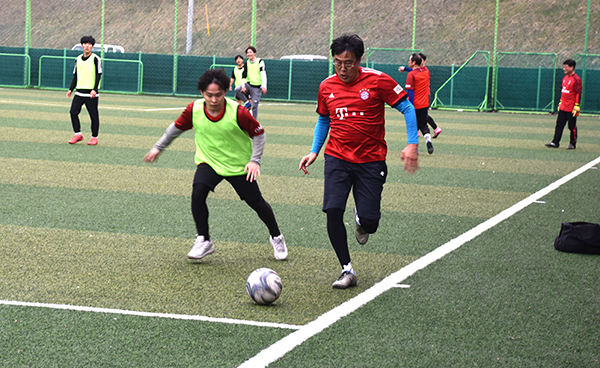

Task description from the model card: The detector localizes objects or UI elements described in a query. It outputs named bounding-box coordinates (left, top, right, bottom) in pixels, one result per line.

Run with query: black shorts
left=322, top=154, right=387, bottom=220
left=193, top=163, right=262, bottom=201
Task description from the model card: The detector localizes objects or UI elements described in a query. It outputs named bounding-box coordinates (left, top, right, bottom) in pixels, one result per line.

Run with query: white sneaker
left=187, top=235, right=215, bottom=259
left=269, top=234, right=288, bottom=261
left=332, top=271, right=357, bottom=289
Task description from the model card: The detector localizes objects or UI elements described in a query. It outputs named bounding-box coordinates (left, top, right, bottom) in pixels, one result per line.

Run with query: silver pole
left=186, top=0, right=194, bottom=54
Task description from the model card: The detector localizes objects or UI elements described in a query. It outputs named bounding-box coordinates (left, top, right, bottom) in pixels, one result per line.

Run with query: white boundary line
left=239, top=156, right=600, bottom=368
left=0, top=300, right=301, bottom=330
left=0, top=99, right=185, bottom=112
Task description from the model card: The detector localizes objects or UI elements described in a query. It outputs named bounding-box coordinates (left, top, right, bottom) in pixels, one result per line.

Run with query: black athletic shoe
left=545, top=142, right=559, bottom=148
left=426, top=141, right=434, bottom=154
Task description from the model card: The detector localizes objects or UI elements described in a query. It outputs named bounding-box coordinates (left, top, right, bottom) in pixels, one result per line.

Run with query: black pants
left=70, top=95, right=100, bottom=137
left=191, top=163, right=280, bottom=240
left=415, top=107, right=430, bottom=136
left=552, top=110, right=577, bottom=147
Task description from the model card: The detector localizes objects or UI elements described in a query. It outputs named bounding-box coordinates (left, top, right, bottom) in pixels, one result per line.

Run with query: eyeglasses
left=333, top=60, right=356, bottom=69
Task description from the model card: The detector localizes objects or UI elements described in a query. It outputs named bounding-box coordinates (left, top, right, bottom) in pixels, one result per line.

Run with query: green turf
left=0, top=87, right=598, bottom=367
left=271, top=167, right=600, bottom=367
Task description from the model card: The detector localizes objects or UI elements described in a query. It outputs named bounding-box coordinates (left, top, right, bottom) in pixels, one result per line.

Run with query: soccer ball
left=246, top=268, right=282, bottom=305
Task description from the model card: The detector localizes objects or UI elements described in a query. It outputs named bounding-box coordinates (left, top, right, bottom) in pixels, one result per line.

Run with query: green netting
left=0, top=53, right=30, bottom=87
left=494, top=52, right=557, bottom=112
left=432, top=51, right=491, bottom=111
left=575, top=54, right=600, bottom=113
left=2, top=47, right=600, bottom=114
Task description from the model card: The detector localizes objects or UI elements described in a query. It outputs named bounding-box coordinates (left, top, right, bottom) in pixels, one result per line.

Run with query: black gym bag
left=554, top=222, right=600, bottom=254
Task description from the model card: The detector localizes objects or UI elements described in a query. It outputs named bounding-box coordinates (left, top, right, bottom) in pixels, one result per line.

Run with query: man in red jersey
left=405, top=53, right=434, bottom=154
left=299, top=34, right=419, bottom=289
left=398, top=53, right=443, bottom=139
left=546, top=59, right=582, bottom=150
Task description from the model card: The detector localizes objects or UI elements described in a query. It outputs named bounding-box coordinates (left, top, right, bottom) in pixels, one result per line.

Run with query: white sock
left=342, top=263, right=354, bottom=275
left=424, top=133, right=431, bottom=142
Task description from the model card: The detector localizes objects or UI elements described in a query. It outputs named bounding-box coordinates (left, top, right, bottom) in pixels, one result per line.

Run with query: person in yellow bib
left=240, top=46, right=267, bottom=119
left=143, top=68, right=288, bottom=262
left=228, top=54, right=251, bottom=109
left=66, top=36, right=102, bottom=145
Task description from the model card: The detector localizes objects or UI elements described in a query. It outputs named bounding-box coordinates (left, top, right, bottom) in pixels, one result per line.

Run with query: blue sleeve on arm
left=404, top=66, right=413, bottom=72
left=311, top=114, right=331, bottom=154
left=395, top=99, right=419, bottom=144
left=407, top=89, right=415, bottom=104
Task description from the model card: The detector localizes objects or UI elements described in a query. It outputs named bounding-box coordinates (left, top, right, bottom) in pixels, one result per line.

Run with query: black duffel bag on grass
left=554, top=222, right=600, bottom=254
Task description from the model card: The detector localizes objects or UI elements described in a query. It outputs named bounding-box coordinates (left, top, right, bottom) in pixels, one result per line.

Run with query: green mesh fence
left=432, top=51, right=491, bottom=111
left=0, top=52, right=30, bottom=87
left=575, top=53, right=600, bottom=113
left=1, top=1, right=600, bottom=113
left=4, top=47, right=600, bottom=114
left=494, top=52, right=557, bottom=112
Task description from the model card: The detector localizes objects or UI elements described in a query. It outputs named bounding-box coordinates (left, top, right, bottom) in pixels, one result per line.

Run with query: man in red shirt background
left=546, top=59, right=582, bottom=150
left=406, top=53, right=434, bottom=154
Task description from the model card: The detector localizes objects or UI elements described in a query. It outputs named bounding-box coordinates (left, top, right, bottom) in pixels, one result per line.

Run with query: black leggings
left=326, top=208, right=379, bottom=268
left=70, top=95, right=99, bottom=137
left=191, top=178, right=280, bottom=240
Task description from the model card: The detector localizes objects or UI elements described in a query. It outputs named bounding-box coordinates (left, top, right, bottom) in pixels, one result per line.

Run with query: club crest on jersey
left=359, top=88, right=370, bottom=101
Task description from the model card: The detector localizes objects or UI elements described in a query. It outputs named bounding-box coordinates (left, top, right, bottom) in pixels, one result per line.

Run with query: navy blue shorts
left=193, top=163, right=262, bottom=201
left=322, top=154, right=387, bottom=220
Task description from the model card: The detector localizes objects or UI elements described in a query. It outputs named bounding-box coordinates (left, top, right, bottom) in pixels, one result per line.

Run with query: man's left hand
left=245, top=162, right=261, bottom=182
left=401, top=143, right=419, bottom=174
left=572, top=103, right=580, bottom=117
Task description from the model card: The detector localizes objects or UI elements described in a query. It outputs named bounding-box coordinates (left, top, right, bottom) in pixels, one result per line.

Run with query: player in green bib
left=66, top=36, right=102, bottom=145
left=229, top=54, right=251, bottom=109
left=144, top=69, right=288, bottom=262
left=240, top=46, right=267, bottom=119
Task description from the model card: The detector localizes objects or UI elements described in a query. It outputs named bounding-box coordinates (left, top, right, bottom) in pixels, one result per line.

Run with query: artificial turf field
left=0, top=87, right=599, bottom=367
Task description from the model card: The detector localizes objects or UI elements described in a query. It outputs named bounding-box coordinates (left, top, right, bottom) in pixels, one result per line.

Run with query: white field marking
left=0, top=300, right=301, bottom=330
left=143, top=107, right=187, bottom=111
left=0, top=99, right=185, bottom=112
left=392, top=284, right=411, bottom=288
left=239, top=155, right=600, bottom=368
left=533, top=201, right=546, bottom=204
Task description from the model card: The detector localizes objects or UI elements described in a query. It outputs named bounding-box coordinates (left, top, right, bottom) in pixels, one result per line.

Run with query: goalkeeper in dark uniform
left=546, top=59, right=582, bottom=150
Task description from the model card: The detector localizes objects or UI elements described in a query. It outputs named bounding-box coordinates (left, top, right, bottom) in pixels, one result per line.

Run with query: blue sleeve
left=310, top=114, right=331, bottom=154
left=404, top=66, right=413, bottom=72
left=395, top=99, right=419, bottom=144
left=407, top=89, right=415, bottom=104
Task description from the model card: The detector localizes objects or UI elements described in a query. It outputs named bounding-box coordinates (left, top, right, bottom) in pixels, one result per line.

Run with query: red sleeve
left=316, top=81, right=330, bottom=116
left=173, top=102, right=195, bottom=131
left=380, top=72, right=406, bottom=106
left=236, top=105, right=265, bottom=137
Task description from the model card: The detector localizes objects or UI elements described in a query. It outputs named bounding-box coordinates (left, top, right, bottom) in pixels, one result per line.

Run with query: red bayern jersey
left=405, top=67, right=430, bottom=109
left=559, top=73, right=582, bottom=112
left=316, top=67, right=407, bottom=163
left=174, top=99, right=264, bottom=137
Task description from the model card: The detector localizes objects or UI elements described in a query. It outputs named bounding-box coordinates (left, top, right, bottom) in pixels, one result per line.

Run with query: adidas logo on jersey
left=329, top=93, right=335, bottom=99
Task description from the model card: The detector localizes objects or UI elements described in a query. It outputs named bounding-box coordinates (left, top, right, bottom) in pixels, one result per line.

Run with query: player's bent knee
left=360, top=217, right=379, bottom=234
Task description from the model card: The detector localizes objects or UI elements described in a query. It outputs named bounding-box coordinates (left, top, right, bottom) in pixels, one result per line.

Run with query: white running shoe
left=270, top=234, right=288, bottom=261
left=187, top=235, right=215, bottom=259
left=332, top=271, right=357, bottom=289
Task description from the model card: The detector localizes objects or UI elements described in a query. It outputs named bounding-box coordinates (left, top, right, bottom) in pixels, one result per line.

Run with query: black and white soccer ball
left=246, top=268, right=282, bottom=305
